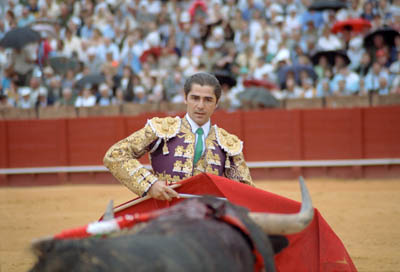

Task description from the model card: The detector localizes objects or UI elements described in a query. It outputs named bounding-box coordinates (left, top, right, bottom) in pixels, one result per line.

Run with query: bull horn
left=102, top=200, right=115, bottom=221
left=248, top=176, right=314, bottom=235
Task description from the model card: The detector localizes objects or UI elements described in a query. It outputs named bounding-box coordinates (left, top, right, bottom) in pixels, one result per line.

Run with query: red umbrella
left=188, top=0, right=207, bottom=19
left=108, top=173, right=357, bottom=272
left=331, top=18, right=371, bottom=34
left=139, top=47, right=162, bottom=63
left=243, top=78, right=278, bottom=90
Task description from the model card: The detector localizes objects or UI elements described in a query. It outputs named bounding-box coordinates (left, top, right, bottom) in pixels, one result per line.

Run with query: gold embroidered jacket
left=104, top=116, right=254, bottom=196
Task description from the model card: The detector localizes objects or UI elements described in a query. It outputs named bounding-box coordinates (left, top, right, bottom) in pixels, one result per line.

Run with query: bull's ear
left=269, top=235, right=289, bottom=254
left=31, top=237, right=55, bottom=256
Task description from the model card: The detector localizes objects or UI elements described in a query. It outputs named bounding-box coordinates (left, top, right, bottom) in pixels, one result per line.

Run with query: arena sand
left=1, top=178, right=400, bottom=272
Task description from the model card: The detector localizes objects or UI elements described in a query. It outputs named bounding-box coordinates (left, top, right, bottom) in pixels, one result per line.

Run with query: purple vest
left=149, top=123, right=226, bottom=184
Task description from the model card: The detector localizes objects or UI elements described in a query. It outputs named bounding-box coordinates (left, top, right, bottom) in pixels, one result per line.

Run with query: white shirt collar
left=185, top=113, right=210, bottom=136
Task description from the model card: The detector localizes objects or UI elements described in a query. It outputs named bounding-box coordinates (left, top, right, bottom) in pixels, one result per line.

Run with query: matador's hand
left=148, top=180, right=179, bottom=201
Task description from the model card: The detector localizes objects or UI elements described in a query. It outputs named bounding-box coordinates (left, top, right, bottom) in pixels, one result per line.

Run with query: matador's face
left=184, top=84, right=218, bottom=126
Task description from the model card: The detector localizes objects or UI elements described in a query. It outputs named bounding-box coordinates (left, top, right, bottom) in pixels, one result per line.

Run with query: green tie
left=193, top=128, right=204, bottom=165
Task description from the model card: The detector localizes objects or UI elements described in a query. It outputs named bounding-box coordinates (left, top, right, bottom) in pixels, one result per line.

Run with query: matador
left=104, top=72, right=254, bottom=200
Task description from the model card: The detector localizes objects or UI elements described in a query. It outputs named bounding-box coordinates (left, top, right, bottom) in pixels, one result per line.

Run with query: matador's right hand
left=148, top=180, right=179, bottom=201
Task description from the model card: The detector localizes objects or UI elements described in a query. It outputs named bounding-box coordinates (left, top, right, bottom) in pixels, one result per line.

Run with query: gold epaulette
left=147, top=116, right=181, bottom=139
left=214, top=125, right=243, bottom=156
left=147, top=117, right=181, bottom=155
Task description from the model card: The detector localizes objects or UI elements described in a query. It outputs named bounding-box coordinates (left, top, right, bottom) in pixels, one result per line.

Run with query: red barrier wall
left=7, top=119, right=68, bottom=167
left=0, top=121, right=7, bottom=168
left=242, top=109, right=302, bottom=161
left=302, top=108, right=364, bottom=159
left=68, top=117, right=126, bottom=166
left=1, top=106, right=400, bottom=182
left=363, top=106, right=400, bottom=158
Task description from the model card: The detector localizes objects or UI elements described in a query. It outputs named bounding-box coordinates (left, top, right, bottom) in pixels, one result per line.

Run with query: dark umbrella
left=75, top=73, right=105, bottom=89
left=213, top=70, right=237, bottom=88
left=277, top=65, right=317, bottom=88
left=331, top=18, right=371, bottom=34
left=311, top=50, right=350, bottom=67
left=363, top=27, right=400, bottom=48
left=0, top=27, right=41, bottom=50
left=308, top=0, right=347, bottom=11
left=49, top=56, right=79, bottom=74
left=238, top=87, right=280, bottom=108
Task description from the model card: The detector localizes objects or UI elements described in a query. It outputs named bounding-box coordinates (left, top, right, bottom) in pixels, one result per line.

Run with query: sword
left=178, top=193, right=227, bottom=201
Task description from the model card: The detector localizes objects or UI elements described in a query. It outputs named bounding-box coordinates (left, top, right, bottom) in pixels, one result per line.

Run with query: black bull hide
left=29, top=197, right=289, bottom=272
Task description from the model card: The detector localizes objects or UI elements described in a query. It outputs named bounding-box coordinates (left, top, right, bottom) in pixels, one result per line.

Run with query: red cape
left=111, top=173, right=357, bottom=272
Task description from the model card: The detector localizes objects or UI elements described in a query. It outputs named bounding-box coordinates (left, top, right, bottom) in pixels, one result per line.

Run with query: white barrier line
left=1, top=158, right=400, bottom=175
left=247, top=158, right=400, bottom=168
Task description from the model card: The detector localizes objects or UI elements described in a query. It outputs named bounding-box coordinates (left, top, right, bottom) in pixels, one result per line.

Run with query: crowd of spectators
left=0, top=0, right=400, bottom=110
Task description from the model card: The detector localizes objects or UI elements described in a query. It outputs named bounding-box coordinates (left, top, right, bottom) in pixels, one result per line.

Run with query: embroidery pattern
left=214, top=125, right=243, bottom=156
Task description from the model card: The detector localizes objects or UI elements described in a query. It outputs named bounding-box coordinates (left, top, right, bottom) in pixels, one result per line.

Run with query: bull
left=28, top=178, right=313, bottom=272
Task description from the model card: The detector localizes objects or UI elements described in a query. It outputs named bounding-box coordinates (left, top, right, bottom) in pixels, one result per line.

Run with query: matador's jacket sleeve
left=103, top=116, right=181, bottom=196
left=215, top=126, right=255, bottom=187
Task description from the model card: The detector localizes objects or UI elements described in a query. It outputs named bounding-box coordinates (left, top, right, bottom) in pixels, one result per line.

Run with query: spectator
left=6, top=42, right=38, bottom=86
left=17, top=6, right=35, bottom=27
left=316, top=78, right=332, bottom=97
left=113, top=88, right=125, bottom=105
left=61, top=69, right=76, bottom=89
left=36, top=88, right=48, bottom=108
left=147, top=76, right=164, bottom=103
left=252, top=57, right=274, bottom=81
left=333, top=76, right=351, bottom=96
left=175, top=11, right=194, bottom=57
left=3, top=79, right=18, bottom=106
left=98, top=38, right=119, bottom=62
left=199, top=40, right=223, bottom=73
left=378, top=77, right=390, bottom=95
left=236, top=45, right=258, bottom=74
left=56, top=87, right=76, bottom=107
left=75, top=85, right=96, bottom=107
left=364, top=62, right=390, bottom=93
left=27, top=76, right=47, bottom=106
left=63, top=27, right=82, bottom=58
left=85, top=47, right=102, bottom=74
left=97, top=83, right=112, bottom=106
left=133, top=85, right=147, bottom=104
left=0, top=93, right=13, bottom=108
left=119, top=37, right=142, bottom=75
left=281, top=77, right=304, bottom=99
left=356, top=51, right=372, bottom=76
left=47, top=76, right=62, bottom=105
left=314, top=56, right=331, bottom=80
left=302, top=77, right=317, bottom=98
left=348, top=37, right=365, bottom=71
left=17, top=87, right=33, bottom=108
left=317, top=26, right=342, bottom=51
left=284, top=5, right=301, bottom=34
left=241, top=0, right=263, bottom=22
left=389, top=51, right=400, bottom=93
left=361, top=1, right=376, bottom=21
left=342, top=67, right=361, bottom=95
left=80, top=17, right=95, bottom=40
